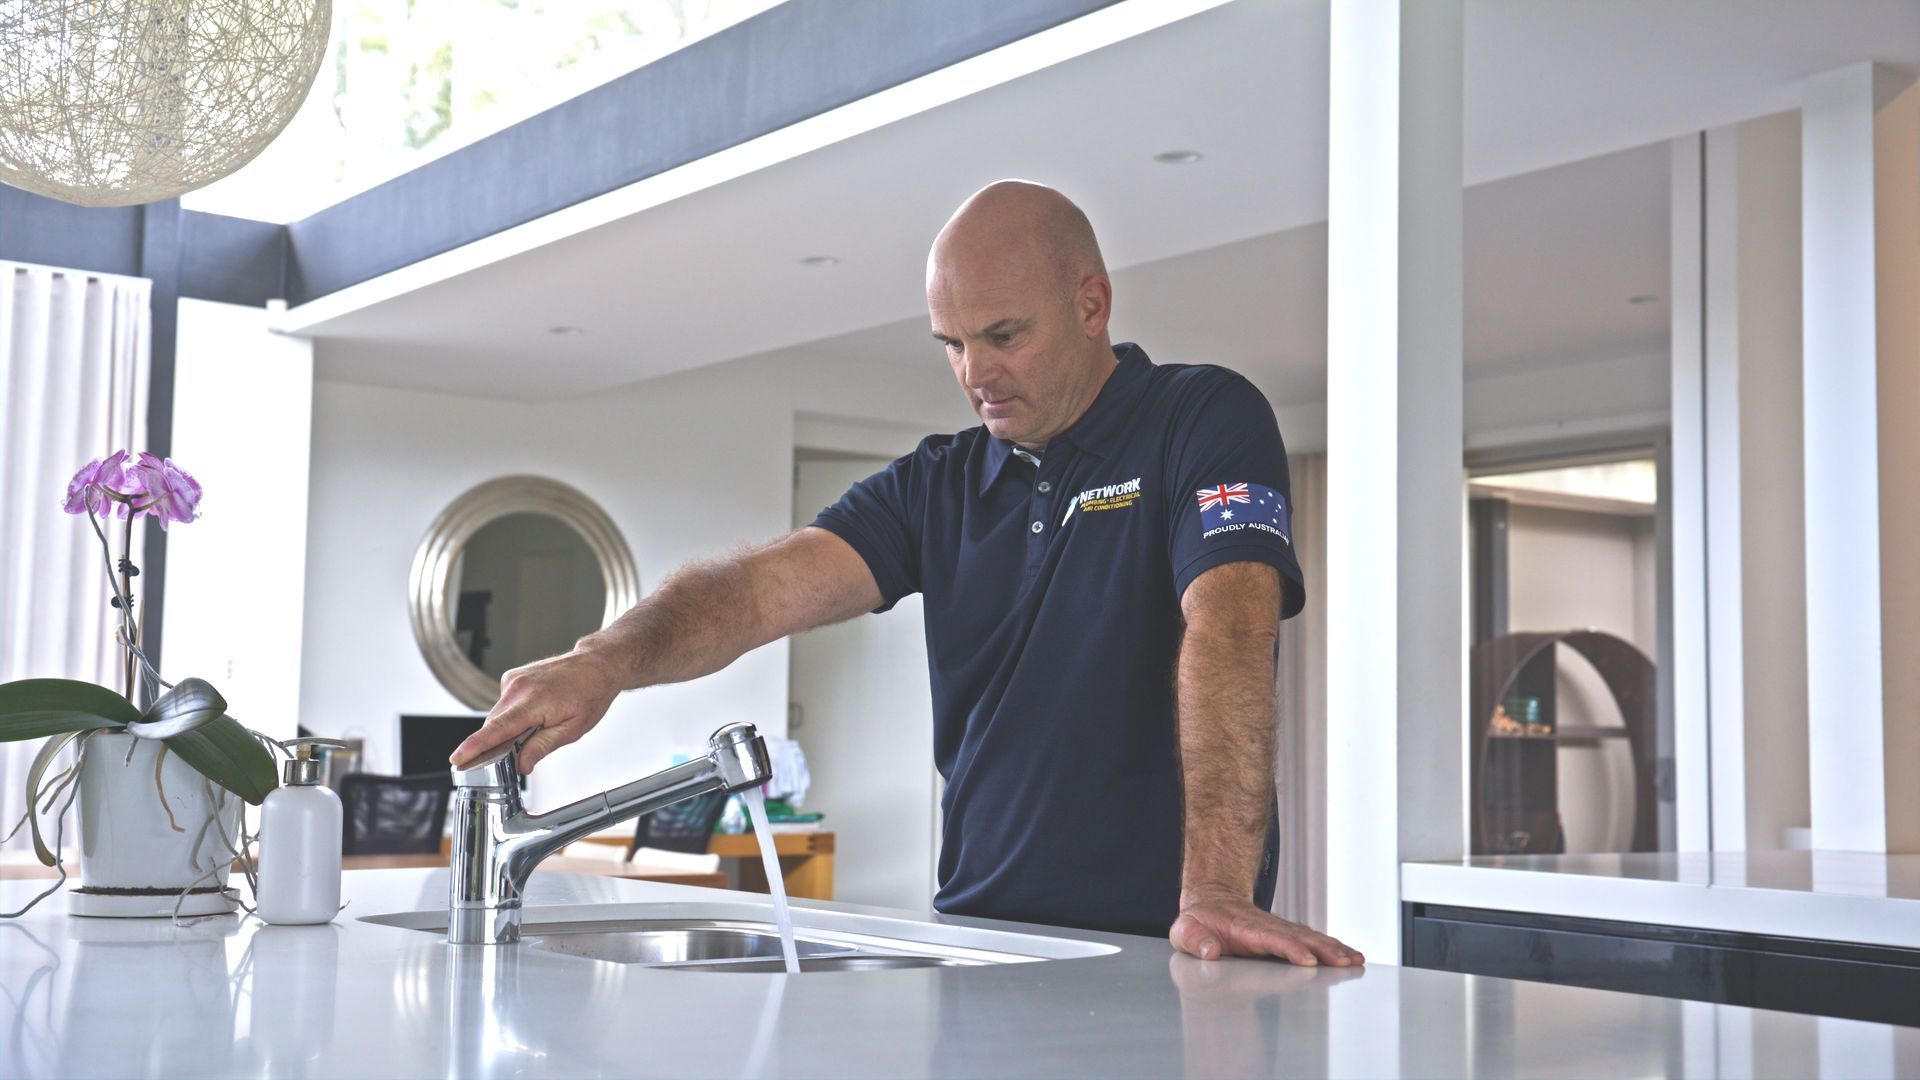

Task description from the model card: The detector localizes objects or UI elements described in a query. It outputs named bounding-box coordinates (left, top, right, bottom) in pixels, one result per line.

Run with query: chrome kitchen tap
left=447, top=722, right=773, bottom=945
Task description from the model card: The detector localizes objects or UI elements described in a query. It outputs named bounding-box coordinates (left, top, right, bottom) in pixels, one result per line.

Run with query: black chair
left=337, top=772, right=454, bottom=856
left=624, top=790, right=728, bottom=859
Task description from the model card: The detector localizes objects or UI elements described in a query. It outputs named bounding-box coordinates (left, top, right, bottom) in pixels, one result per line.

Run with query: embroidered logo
left=1197, top=482, right=1290, bottom=544
left=1064, top=476, right=1144, bottom=525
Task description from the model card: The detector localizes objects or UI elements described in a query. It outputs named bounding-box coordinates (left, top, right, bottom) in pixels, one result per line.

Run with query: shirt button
left=1037, top=481, right=1052, bottom=493
left=1030, top=521, right=1043, bottom=534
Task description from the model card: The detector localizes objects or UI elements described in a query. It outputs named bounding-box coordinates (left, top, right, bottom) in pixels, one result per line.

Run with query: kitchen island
left=1, top=869, right=1914, bottom=1078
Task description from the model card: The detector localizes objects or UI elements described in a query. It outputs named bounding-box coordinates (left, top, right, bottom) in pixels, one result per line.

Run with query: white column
left=1679, top=113, right=1811, bottom=856
left=1668, top=135, right=1713, bottom=853
left=1703, top=126, right=1750, bottom=853
left=1325, top=0, right=1465, bottom=963
left=163, top=299, right=313, bottom=747
left=1725, top=114, right=1810, bottom=856
left=1801, top=64, right=1920, bottom=854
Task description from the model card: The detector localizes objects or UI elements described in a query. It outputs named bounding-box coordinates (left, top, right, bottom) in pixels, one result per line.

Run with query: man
left=451, top=181, right=1363, bottom=967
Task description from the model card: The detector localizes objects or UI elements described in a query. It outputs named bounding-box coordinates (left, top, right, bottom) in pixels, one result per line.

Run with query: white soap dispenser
left=257, top=739, right=345, bottom=925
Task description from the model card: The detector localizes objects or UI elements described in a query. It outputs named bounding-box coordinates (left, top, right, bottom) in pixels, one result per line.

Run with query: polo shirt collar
left=977, top=343, right=1152, bottom=494
left=978, top=432, right=1025, bottom=494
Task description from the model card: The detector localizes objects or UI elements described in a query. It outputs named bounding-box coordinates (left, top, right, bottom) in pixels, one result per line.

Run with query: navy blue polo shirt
left=810, top=343, right=1305, bottom=936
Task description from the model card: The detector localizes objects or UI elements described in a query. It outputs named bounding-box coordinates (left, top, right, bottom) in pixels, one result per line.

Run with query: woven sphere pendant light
left=0, top=1, right=332, bottom=208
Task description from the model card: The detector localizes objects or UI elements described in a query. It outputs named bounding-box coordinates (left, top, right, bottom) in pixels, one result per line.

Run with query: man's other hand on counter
left=1169, top=892, right=1366, bottom=967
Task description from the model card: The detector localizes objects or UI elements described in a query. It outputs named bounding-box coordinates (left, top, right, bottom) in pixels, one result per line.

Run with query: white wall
left=1729, top=111, right=1810, bottom=854
left=1874, top=78, right=1920, bottom=854
left=298, top=347, right=971, bottom=811
left=1247, top=348, right=1669, bottom=457
left=163, top=299, right=313, bottom=745
left=300, top=324, right=1673, bottom=864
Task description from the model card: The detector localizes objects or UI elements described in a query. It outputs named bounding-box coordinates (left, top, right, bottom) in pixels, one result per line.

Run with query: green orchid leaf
left=163, top=712, right=277, bottom=805
left=25, top=730, right=85, bottom=866
left=130, top=678, right=227, bottom=740
left=0, top=678, right=139, bottom=741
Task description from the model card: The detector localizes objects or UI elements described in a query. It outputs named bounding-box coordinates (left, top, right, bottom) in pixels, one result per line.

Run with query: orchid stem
left=121, top=511, right=136, bottom=703
left=84, top=497, right=138, bottom=704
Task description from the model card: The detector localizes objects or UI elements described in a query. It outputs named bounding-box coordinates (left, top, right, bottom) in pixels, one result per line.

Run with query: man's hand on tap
left=449, top=649, right=626, bottom=774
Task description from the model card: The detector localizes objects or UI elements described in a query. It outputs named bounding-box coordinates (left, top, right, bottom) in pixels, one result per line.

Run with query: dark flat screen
left=399, top=714, right=486, bottom=777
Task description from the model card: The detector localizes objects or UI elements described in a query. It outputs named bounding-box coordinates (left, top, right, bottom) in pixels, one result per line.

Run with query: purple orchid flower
left=61, top=450, right=141, bottom=518
left=61, top=450, right=203, bottom=527
left=128, top=453, right=203, bottom=530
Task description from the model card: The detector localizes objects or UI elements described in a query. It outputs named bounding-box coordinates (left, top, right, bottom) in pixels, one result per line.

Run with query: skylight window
left=182, top=0, right=785, bottom=223
left=1472, top=459, right=1658, bottom=512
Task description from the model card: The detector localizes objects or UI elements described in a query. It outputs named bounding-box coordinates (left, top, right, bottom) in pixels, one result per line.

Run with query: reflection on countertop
left=1410, top=851, right=1920, bottom=897
left=2, top=868, right=1916, bottom=1079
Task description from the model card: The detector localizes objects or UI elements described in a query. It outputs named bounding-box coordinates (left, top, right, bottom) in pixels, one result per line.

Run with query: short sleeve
left=1165, top=374, right=1307, bottom=618
left=809, top=450, right=923, bottom=614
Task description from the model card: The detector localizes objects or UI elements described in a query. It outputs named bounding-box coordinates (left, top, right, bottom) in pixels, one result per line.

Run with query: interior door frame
left=1464, top=427, right=1677, bottom=851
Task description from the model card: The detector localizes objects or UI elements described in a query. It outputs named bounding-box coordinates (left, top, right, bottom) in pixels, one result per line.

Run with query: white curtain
left=1274, top=451, right=1327, bottom=929
left=0, top=262, right=151, bottom=851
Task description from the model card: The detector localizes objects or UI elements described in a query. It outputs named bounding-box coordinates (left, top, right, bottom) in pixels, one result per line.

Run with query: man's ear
left=1076, top=273, right=1113, bottom=339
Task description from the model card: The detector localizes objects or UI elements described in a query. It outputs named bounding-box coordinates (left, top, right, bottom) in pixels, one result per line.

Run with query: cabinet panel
left=1405, top=903, right=1920, bottom=1028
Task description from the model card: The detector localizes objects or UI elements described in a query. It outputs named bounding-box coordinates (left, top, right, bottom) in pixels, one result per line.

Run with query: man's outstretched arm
left=1169, top=560, right=1363, bottom=967
left=450, top=526, right=881, bottom=773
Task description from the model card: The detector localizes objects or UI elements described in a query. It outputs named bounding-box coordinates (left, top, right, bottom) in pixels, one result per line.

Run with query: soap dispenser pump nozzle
left=281, top=737, right=349, bottom=786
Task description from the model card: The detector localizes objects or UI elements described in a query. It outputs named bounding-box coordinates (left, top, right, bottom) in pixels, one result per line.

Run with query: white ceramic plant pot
left=70, top=731, right=244, bottom=917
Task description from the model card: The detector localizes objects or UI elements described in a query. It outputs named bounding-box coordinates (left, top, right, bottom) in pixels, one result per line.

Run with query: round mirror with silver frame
left=409, top=476, right=639, bottom=711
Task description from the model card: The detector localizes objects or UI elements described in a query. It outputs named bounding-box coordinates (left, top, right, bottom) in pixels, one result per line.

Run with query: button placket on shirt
left=1025, top=454, right=1066, bottom=575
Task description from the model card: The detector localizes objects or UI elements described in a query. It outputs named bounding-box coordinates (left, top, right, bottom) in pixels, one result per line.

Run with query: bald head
left=927, top=180, right=1107, bottom=301
left=925, top=181, right=1117, bottom=451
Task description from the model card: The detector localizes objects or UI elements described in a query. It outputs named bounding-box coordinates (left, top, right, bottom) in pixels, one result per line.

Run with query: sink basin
left=515, top=917, right=1029, bottom=970
left=520, top=919, right=857, bottom=966
left=360, top=901, right=1121, bottom=973
left=678, top=955, right=964, bottom=973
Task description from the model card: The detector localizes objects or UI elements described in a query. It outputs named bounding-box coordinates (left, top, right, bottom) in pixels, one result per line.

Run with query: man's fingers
left=1271, top=934, right=1319, bottom=967
left=449, top=702, right=540, bottom=769
left=1321, top=938, right=1364, bottom=966
left=1169, top=914, right=1223, bottom=961
left=1177, top=901, right=1368, bottom=968
left=1234, top=917, right=1325, bottom=966
left=516, top=724, right=576, bottom=774
left=449, top=720, right=515, bottom=769
left=1296, top=928, right=1364, bottom=966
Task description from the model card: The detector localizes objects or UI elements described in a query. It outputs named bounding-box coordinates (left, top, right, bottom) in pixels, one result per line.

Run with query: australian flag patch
left=1196, top=482, right=1291, bottom=543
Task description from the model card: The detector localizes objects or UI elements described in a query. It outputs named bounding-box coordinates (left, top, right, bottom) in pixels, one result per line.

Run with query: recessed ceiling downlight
left=800, top=255, right=840, bottom=267
left=548, top=325, right=585, bottom=336
left=1153, top=150, right=1204, bottom=164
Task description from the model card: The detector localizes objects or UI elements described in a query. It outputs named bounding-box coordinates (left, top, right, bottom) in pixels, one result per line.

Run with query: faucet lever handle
left=450, top=732, right=528, bottom=790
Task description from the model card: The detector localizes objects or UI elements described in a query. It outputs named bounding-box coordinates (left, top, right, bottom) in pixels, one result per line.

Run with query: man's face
left=928, top=265, right=1095, bottom=451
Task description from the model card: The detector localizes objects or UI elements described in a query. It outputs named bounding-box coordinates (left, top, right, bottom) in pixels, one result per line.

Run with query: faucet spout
left=447, top=722, right=772, bottom=945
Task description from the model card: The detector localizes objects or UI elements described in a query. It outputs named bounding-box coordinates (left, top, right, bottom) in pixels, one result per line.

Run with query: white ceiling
left=305, top=0, right=1920, bottom=404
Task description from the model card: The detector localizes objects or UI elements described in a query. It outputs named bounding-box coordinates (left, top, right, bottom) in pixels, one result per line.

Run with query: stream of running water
left=742, top=787, right=799, bottom=974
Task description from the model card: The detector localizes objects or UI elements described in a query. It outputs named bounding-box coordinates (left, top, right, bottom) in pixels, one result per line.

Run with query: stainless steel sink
left=678, top=955, right=963, bottom=973
left=520, top=919, right=856, bottom=966
left=360, top=901, right=1121, bottom=973
left=513, top=918, right=1029, bottom=971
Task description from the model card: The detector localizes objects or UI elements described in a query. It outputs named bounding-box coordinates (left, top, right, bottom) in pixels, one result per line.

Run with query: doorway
left=788, top=451, right=940, bottom=910
left=1466, top=445, right=1671, bottom=856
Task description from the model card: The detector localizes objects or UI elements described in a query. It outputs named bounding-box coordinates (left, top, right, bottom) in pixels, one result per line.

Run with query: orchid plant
left=0, top=451, right=279, bottom=908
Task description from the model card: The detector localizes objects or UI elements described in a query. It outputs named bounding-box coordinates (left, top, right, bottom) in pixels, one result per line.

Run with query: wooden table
left=342, top=853, right=729, bottom=889
left=575, top=831, right=836, bottom=900
left=4, top=829, right=833, bottom=897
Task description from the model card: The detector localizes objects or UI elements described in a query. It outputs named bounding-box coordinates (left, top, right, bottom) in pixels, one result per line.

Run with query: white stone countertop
left=1401, top=851, right=1920, bottom=950
left=3, top=867, right=1916, bottom=1079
